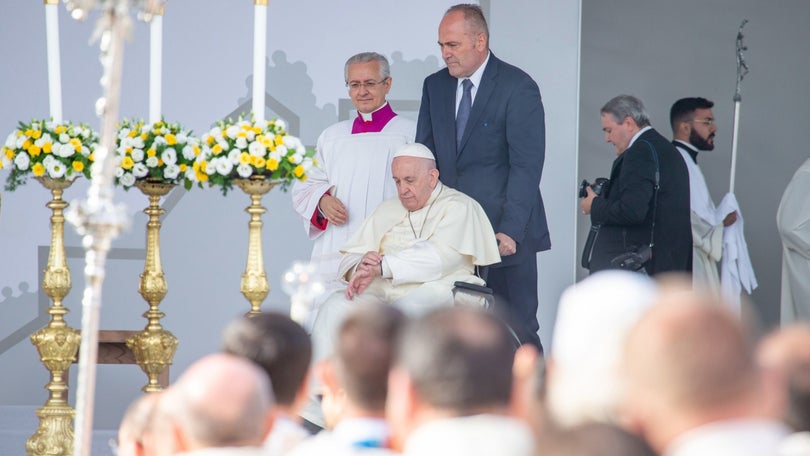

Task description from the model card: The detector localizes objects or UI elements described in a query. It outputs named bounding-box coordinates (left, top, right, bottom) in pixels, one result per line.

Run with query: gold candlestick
left=27, top=177, right=82, bottom=456
left=235, top=176, right=279, bottom=315
left=126, top=180, right=178, bottom=392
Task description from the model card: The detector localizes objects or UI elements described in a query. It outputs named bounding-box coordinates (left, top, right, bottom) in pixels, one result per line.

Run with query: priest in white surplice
left=777, top=158, right=810, bottom=323
left=311, top=143, right=500, bottom=363
left=292, top=52, right=415, bottom=314
left=670, top=97, right=756, bottom=304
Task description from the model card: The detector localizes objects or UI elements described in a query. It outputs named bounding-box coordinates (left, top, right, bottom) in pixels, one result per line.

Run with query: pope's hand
left=319, top=194, right=348, bottom=226
left=346, top=252, right=383, bottom=300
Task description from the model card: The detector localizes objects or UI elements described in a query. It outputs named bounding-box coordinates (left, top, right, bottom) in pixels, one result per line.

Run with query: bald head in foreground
left=621, top=290, right=789, bottom=456
left=153, top=353, right=275, bottom=455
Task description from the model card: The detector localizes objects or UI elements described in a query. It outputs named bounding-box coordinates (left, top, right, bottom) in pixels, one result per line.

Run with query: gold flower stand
left=235, top=176, right=279, bottom=315
left=26, top=177, right=82, bottom=456
left=125, top=180, right=178, bottom=392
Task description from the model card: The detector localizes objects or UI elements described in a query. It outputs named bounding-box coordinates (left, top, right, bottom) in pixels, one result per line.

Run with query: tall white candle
left=252, top=0, right=268, bottom=122
left=44, top=0, right=63, bottom=123
left=149, top=12, right=163, bottom=124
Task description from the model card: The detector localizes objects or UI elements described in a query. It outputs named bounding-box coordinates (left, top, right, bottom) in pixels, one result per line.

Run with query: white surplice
left=777, top=158, right=810, bottom=323
left=291, top=116, right=415, bottom=315
left=675, top=142, right=757, bottom=311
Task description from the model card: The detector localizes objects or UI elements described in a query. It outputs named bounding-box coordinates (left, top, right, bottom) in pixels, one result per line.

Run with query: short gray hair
left=446, top=4, right=489, bottom=39
left=344, top=52, right=390, bottom=82
left=600, top=95, right=651, bottom=128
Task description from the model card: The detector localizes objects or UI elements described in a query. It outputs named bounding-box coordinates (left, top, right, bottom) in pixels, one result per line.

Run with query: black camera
left=578, top=177, right=609, bottom=198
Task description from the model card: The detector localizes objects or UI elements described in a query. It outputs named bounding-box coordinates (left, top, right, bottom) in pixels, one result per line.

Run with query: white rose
left=206, top=158, right=218, bottom=175
left=274, top=118, right=287, bottom=132
left=248, top=141, right=265, bottom=157
left=290, top=153, right=303, bottom=164
left=59, top=143, right=76, bottom=158
left=228, top=149, right=241, bottom=165
left=175, top=133, right=188, bottom=145
left=162, top=148, right=177, bottom=165
left=132, top=137, right=145, bottom=149
left=217, top=140, right=230, bottom=152
left=282, top=135, right=298, bottom=149
left=235, top=137, right=248, bottom=150
left=146, top=156, right=159, bottom=168
left=120, top=172, right=136, bottom=187
left=15, top=135, right=25, bottom=148
left=43, top=155, right=56, bottom=167
left=297, top=145, right=306, bottom=155
left=226, top=125, right=239, bottom=139
left=119, top=128, right=131, bottom=139
left=46, top=160, right=66, bottom=178
left=59, top=133, right=70, bottom=143
left=276, top=145, right=288, bottom=156
left=182, top=145, right=196, bottom=161
left=268, top=151, right=281, bottom=162
left=246, top=130, right=256, bottom=141
left=132, top=163, right=149, bottom=178
left=115, top=167, right=124, bottom=178
left=5, top=132, right=17, bottom=148
left=14, top=152, right=30, bottom=170
left=186, top=167, right=198, bottom=183
left=153, top=136, right=167, bottom=146
left=236, top=163, right=252, bottom=178
left=215, top=157, right=234, bottom=176
left=164, top=163, right=180, bottom=179
left=131, top=148, right=145, bottom=162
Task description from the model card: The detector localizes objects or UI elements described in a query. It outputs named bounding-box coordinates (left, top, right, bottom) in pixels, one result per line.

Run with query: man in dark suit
left=581, top=95, right=691, bottom=275
left=416, top=4, right=550, bottom=351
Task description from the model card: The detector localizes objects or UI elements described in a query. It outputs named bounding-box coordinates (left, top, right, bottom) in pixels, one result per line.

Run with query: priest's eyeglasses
left=346, top=78, right=389, bottom=91
left=689, top=118, right=715, bottom=126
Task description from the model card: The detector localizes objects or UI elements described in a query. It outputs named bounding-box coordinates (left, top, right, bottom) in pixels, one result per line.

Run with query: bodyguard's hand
left=496, top=233, right=517, bottom=257
left=319, top=194, right=348, bottom=226
left=580, top=186, right=597, bottom=215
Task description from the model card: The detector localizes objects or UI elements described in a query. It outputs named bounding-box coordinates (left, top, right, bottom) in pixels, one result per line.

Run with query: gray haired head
left=601, top=95, right=651, bottom=128
left=344, top=52, right=390, bottom=82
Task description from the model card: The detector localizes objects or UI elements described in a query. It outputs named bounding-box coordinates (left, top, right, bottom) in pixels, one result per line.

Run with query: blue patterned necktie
left=456, top=78, right=473, bottom=148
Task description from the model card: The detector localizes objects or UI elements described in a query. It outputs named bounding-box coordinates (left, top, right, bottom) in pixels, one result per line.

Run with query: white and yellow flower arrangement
left=198, top=117, right=315, bottom=194
left=1, top=119, right=98, bottom=190
left=115, top=118, right=200, bottom=190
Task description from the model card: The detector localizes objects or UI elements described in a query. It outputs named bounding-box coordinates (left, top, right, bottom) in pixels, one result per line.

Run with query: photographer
left=581, top=95, right=691, bottom=275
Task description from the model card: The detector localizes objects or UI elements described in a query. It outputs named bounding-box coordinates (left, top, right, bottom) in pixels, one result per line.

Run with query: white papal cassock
left=311, top=181, right=500, bottom=362
left=291, top=109, right=415, bottom=313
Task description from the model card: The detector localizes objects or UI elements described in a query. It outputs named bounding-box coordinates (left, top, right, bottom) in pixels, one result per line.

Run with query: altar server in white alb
left=292, top=52, right=415, bottom=304
left=311, top=143, right=500, bottom=360
left=670, top=97, right=756, bottom=305
left=777, top=158, right=810, bottom=323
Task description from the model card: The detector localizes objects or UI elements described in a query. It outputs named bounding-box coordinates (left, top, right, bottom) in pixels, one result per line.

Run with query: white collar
left=457, top=51, right=491, bottom=91
left=674, top=139, right=698, bottom=152
left=627, top=125, right=652, bottom=149
left=359, top=102, right=389, bottom=122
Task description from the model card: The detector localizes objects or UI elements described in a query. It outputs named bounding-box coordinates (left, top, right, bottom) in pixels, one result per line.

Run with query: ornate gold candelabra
left=126, top=180, right=178, bottom=392
left=235, top=176, right=279, bottom=315
left=26, top=177, right=82, bottom=456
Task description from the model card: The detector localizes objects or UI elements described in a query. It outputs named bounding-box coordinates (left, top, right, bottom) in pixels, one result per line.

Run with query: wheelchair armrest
left=453, top=281, right=493, bottom=295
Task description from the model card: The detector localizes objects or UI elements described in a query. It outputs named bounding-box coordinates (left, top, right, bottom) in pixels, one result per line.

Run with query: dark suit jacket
left=416, top=54, right=550, bottom=268
left=589, top=128, right=692, bottom=275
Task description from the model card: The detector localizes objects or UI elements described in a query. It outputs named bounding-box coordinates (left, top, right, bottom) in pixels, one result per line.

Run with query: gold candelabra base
left=27, top=177, right=81, bottom=456
left=126, top=180, right=178, bottom=391
left=235, top=177, right=278, bottom=316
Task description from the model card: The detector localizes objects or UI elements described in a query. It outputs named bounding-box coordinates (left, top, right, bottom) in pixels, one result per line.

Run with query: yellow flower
left=24, top=129, right=34, bottom=137
left=89, top=153, right=95, bottom=162
left=237, top=131, right=247, bottom=138
left=121, top=156, right=135, bottom=170
left=31, top=129, right=42, bottom=139
left=266, top=157, right=278, bottom=171
left=205, top=135, right=215, bottom=146
left=3, top=147, right=14, bottom=160
left=179, top=163, right=188, bottom=172
left=165, top=133, right=177, bottom=145
left=274, top=135, right=284, bottom=146
left=43, top=142, right=53, bottom=154
left=212, top=144, right=223, bottom=155
left=128, top=129, right=138, bottom=138
left=288, top=156, right=296, bottom=163
left=155, top=121, right=164, bottom=128
left=22, top=139, right=32, bottom=151
left=252, top=126, right=262, bottom=134
left=158, top=159, right=164, bottom=167
left=73, top=161, right=84, bottom=172
left=141, top=132, right=149, bottom=140
left=29, top=145, right=42, bottom=157
left=32, top=163, right=45, bottom=176
left=253, top=156, right=267, bottom=168
left=239, top=152, right=251, bottom=165
left=194, top=160, right=208, bottom=182
left=69, top=138, right=82, bottom=151
left=125, top=147, right=133, bottom=155
left=299, top=175, right=308, bottom=182
left=54, top=125, right=67, bottom=135
left=293, top=164, right=305, bottom=178
left=147, top=148, right=157, bottom=157
left=193, top=144, right=201, bottom=156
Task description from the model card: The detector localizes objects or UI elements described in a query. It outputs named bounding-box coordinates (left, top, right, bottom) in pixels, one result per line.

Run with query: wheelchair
left=451, top=278, right=523, bottom=350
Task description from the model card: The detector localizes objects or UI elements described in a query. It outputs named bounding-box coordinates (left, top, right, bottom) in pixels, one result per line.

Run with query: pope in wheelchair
left=310, top=143, right=501, bottom=361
